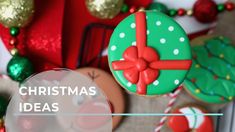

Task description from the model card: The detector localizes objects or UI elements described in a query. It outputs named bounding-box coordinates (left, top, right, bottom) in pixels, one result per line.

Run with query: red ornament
left=129, top=6, right=137, bottom=13
left=9, top=37, right=18, bottom=46
left=225, top=2, right=235, bottom=11
left=193, top=0, right=218, bottom=23
left=177, top=8, right=186, bottom=16
left=0, top=126, right=5, bottom=132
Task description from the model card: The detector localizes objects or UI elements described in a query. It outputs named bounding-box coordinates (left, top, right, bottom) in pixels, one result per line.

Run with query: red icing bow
left=112, top=12, right=192, bottom=95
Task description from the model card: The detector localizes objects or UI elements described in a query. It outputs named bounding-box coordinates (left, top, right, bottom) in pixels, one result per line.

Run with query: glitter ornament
left=85, top=0, right=124, bottom=19
left=7, top=55, right=33, bottom=82
left=0, top=0, right=34, bottom=27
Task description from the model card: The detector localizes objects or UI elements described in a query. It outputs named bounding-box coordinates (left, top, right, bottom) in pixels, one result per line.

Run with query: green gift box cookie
left=108, top=11, right=192, bottom=96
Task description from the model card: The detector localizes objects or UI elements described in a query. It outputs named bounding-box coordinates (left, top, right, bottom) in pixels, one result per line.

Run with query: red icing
left=168, top=110, right=189, bottom=132
left=111, top=12, right=192, bottom=95
left=168, top=108, right=214, bottom=132
left=197, top=116, right=214, bottom=132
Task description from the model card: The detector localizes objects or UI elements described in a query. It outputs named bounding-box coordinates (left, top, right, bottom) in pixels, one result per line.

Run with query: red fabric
left=0, top=0, right=153, bottom=72
left=111, top=12, right=192, bottom=95
left=0, top=0, right=65, bottom=71
left=63, top=0, right=151, bottom=69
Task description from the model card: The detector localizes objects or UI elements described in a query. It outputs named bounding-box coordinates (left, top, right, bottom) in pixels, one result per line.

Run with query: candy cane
left=154, top=86, right=183, bottom=132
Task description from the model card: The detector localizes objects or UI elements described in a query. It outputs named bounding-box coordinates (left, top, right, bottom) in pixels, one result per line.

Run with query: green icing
left=108, top=11, right=191, bottom=96
left=184, top=36, right=235, bottom=103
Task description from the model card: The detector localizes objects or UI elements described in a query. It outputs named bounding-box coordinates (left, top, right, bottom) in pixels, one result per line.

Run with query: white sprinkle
left=120, top=58, right=124, bottom=60
left=173, top=49, right=179, bottom=55
left=160, top=38, right=166, bottom=44
left=127, top=82, right=132, bottom=87
left=146, top=16, right=148, bottom=19
left=119, top=33, right=125, bottom=38
left=156, top=21, right=161, bottom=26
left=147, top=30, right=150, bottom=35
left=168, top=26, right=174, bottom=31
left=132, top=41, right=136, bottom=46
left=180, top=37, right=185, bottom=42
left=153, top=80, right=159, bottom=86
left=131, top=23, right=136, bottom=28
left=174, top=80, right=179, bottom=85
left=111, top=45, right=117, bottom=51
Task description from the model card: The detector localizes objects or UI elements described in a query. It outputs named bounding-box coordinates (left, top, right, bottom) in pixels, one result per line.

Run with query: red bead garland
left=129, top=6, right=137, bottom=13
left=177, top=8, right=186, bottom=16
left=149, top=0, right=235, bottom=23
left=9, top=37, right=18, bottom=46
left=225, top=2, right=235, bottom=11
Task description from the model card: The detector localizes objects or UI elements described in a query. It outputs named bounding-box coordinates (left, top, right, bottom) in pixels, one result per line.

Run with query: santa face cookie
left=108, top=11, right=192, bottom=96
left=167, top=105, right=214, bottom=132
left=76, top=68, right=125, bottom=129
left=184, top=36, right=235, bottom=104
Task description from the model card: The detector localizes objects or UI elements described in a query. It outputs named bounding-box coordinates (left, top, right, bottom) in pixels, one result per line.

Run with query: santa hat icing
left=168, top=106, right=214, bottom=132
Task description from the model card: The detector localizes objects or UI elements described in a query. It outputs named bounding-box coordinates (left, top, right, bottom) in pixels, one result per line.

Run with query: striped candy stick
left=154, top=85, right=183, bottom=132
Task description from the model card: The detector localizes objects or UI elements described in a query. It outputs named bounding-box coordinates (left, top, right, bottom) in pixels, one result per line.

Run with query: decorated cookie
left=167, top=105, right=214, bottom=132
left=184, top=36, right=235, bottom=104
left=76, top=68, right=125, bottom=129
left=108, top=11, right=192, bottom=96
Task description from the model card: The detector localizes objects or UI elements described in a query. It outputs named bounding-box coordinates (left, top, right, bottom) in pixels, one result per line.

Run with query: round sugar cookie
left=184, top=36, right=235, bottom=104
left=108, top=11, right=192, bottom=96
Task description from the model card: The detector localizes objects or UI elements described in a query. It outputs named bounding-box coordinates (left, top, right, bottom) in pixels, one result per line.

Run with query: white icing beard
left=0, top=37, right=12, bottom=74
left=179, top=107, right=205, bottom=129
left=155, top=0, right=228, bottom=35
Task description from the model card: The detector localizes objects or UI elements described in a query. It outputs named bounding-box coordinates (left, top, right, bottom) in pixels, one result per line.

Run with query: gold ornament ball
left=85, top=0, right=124, bottom=19
left=0, top=0, right=34, bottom=27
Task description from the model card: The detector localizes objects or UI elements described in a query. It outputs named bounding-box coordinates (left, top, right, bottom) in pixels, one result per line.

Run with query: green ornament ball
left=217, top=4, right=225, bottom=12
left=147, top=2, right=168, bottom=14
left=121, top=3, right=129, bottom=13
left=7, top=56, right=34, bottom=82
left=168, top=9, right=177, bottom=17
left=0, top=96, right=8, bottom=118
left=10, top=27, right=20, bottom=37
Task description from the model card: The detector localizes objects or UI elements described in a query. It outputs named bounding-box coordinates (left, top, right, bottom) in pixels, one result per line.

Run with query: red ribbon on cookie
left=112, top=12, right=192, bottom=95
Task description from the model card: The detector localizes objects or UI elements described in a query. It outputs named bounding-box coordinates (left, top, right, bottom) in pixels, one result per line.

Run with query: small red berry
left=9, top=37, right=18, bottom=46
left=129, top=6, right=137, bottom=13
left=225, top=2, right=235, bottom=11
left=178, top=8, right=186, bottom=16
